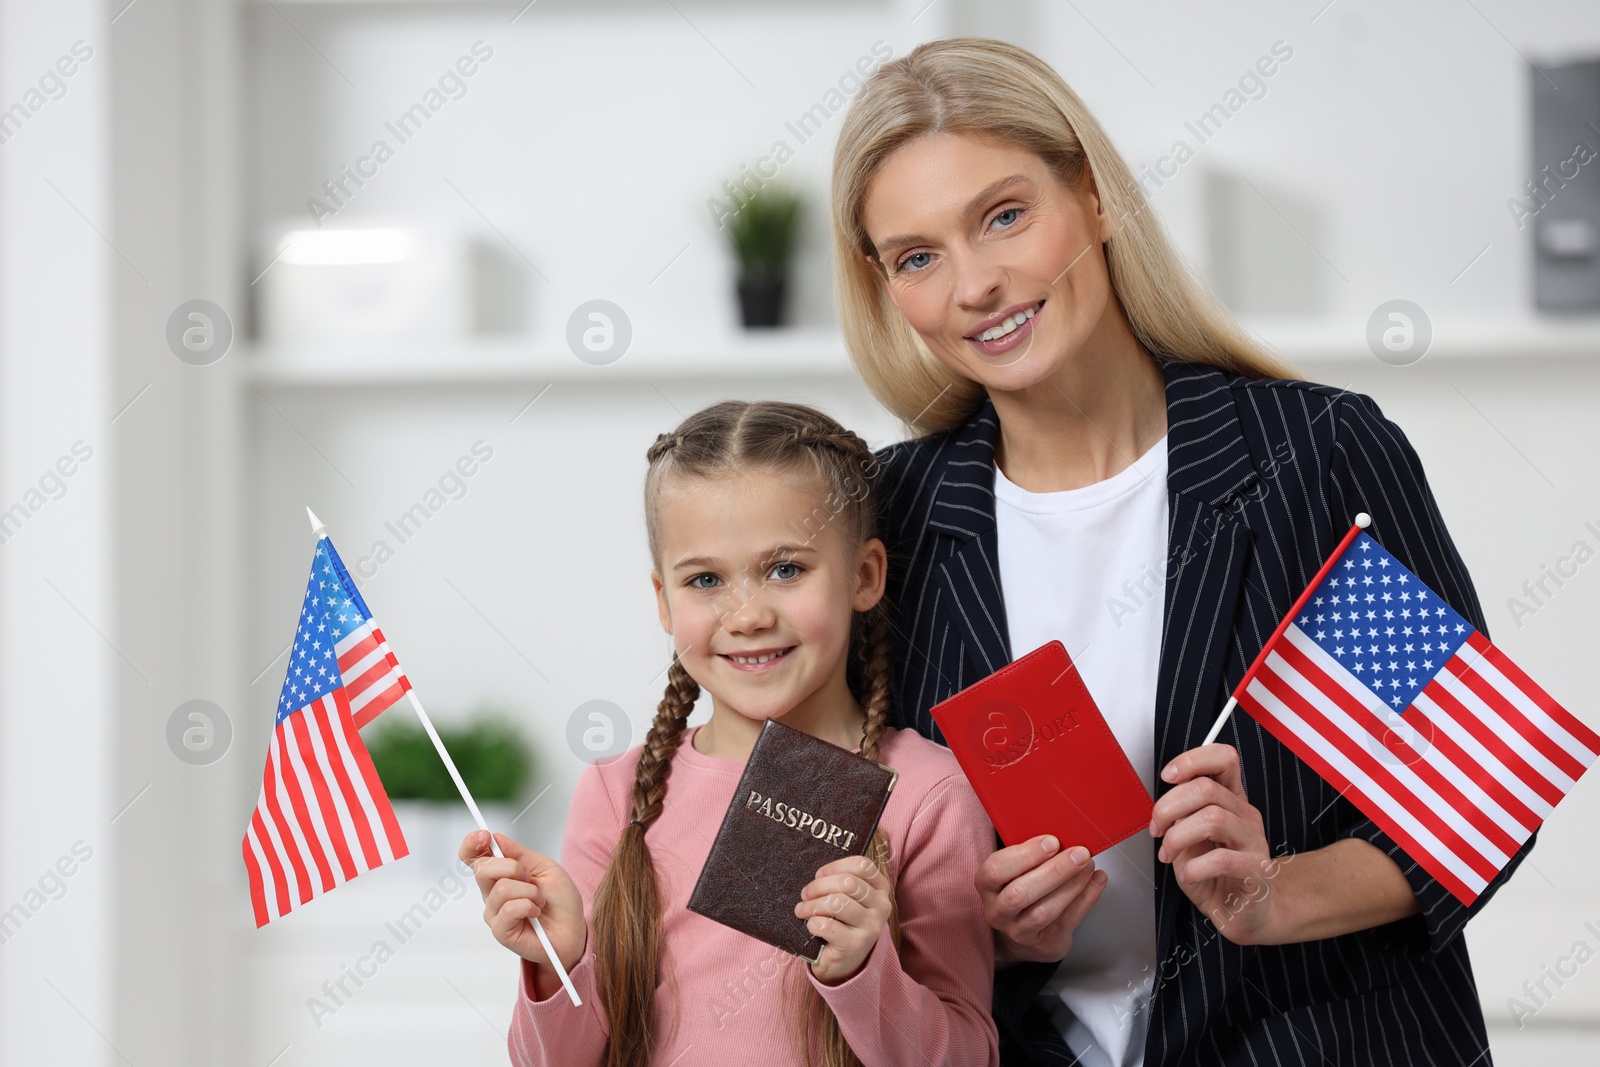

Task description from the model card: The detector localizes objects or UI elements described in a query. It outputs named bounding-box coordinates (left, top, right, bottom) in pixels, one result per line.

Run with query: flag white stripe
left=1276, top=634, right=1509, bottom=867
left=1246, top=672, right=1490, bottom=896
left=333, top=617, right=408, bottom=716
left=1434, top=668, right=1576, bottom=792
left=333, top=618, right=373, bottom=657
left=268, top=729, right=320, bottom=902
left=347, top=665, right=403, bottom=712
left=306, top=698, right=364, bottom=873
left=325, top=699, right=397, bottom=865
left=280, top=714, right=339, bottom=885
left=341, top=645, right=386, bottom=687
left=254, top=771, right=306, bottom=908
left=246, top=817, right=282, bottom=922
left=1411, top=690, right=1554, bottom=824
left=1459, top=649, right=1599, bottom=766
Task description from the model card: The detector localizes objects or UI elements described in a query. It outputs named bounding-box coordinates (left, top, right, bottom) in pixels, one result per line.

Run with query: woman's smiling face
left=649, top=468, right=884, bottom=727
left=861, top=131, right=1116, bottom=392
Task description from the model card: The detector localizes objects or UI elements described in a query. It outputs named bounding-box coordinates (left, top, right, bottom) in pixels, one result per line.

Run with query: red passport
left=930, top=639, right=1152, bottom=854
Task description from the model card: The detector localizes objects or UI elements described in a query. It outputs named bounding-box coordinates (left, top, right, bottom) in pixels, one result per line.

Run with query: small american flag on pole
left=1212, top=515, right=1600, bottom=905
left=242, top=530, right=411, bottom=927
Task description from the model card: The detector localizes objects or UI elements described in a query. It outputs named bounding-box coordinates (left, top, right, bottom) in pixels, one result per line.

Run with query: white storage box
left=256, top=226, right=524, bottom=340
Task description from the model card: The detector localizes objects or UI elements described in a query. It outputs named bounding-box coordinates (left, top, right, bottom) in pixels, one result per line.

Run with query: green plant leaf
left=366, top=712, right=534, bottom=803
left=724, top=183, right=804, bottom=279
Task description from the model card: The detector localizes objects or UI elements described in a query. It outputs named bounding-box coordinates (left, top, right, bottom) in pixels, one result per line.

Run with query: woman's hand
left=460, top=830, right=586, bottom=994
left=975, top=836, right=1108, bottom=964
left=797, top=855, right=893, bottom=984
left=1149, top=744, right=1283, bottom=945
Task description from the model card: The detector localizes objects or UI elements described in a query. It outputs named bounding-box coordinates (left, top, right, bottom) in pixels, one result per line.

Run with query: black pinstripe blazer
left=872, top=359, right=1528, bottom=1067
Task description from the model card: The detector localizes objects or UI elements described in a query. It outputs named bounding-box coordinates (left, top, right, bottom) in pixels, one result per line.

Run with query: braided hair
left=589, top=400, right=901, bottom=1067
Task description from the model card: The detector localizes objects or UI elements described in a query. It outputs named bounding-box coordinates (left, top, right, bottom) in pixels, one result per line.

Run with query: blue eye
left=769, top=561, right=802, bottom=581
left=896, top=251, right=933, bottom=274
left=992, top=207, right=1021, bottom=229
left=689, top=573, right=721, bottom=590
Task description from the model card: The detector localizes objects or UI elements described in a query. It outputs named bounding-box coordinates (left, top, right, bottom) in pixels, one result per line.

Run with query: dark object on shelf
left=737, top=275, right=788, bottom=328
left=724, top=184, right=803, bottom=328
left=1530, top=58, right=1600, bottom=311
left=366, top=713, right=532, bottom=802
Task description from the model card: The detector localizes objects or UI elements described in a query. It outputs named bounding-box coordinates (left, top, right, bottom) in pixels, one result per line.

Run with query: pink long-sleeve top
left=507, top=723, right=1001, bottom=1067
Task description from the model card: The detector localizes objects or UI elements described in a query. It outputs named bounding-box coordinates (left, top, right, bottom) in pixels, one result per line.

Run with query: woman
left=830, top=38, right=1526, bottom=1067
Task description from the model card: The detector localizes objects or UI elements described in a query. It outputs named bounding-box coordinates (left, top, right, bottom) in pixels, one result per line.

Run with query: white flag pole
left=1198, top=512, right=1372, bottom=749
left=1200, top=696, right=1239, bottom=748
left=307, top=508, right=582, bottom=1007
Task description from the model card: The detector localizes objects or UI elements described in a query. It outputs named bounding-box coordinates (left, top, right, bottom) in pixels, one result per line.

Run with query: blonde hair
left=590, top=400, right=901, bottom=1067
left=831, top=37, right=1298, bottom=434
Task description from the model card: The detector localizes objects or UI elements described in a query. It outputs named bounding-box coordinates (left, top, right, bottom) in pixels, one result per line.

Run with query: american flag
left=242, top=534, right=412, bottom=927
left=1233, top=520, right=1600, bottom=905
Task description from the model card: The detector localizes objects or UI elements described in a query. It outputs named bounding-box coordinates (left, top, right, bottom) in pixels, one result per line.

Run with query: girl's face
left=649, top=468, right=885, bottom=728
left=860, top=130, right=1116, bottom=393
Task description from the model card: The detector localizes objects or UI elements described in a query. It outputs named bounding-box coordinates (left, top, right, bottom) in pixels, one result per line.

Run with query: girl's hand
left=1149, top=743, right=1283, bottom=945
left=975, top=837, right=1108, bottom=964
left=796, top=855, right=892, bottom=984
left=460, top=830, right=587, bottom=986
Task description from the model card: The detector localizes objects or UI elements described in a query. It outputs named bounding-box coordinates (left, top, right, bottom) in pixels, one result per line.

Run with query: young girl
left=460, top=400, right=1000, bottom=1067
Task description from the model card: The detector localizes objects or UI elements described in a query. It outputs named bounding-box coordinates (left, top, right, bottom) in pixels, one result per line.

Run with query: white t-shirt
left=992, top=434, right=1169, bottom=1067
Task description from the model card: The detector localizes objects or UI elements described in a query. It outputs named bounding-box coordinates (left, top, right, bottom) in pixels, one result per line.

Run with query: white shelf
left=1239, top=315, right=1600, bottom=365
left=241, top=317, right=1600, bottom=388
left=243, top=327, right=855, bottom=386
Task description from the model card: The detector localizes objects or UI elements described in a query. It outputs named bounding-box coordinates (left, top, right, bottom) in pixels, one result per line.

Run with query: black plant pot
left=737, top=274, right=788, bottom=328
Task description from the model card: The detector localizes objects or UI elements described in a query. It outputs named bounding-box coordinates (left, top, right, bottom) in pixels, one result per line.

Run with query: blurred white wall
left=0, top=1, right=1598, bottom=1065
left=0, top=3, right=113, bottom=1065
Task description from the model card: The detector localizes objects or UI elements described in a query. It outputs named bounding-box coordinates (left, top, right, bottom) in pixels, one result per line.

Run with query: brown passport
left=686, top=719, right=898, bottom=962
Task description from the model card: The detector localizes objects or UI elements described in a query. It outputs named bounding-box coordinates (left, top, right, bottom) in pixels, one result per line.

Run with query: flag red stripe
left=1256, top=664, right=1501, bottom=884
left=1466, top=632, right=1600, bottom=757
left=313, top=698, right=382, bottom=869
left=1440, top=662, right=1574, bottom=796
left=1239, top=682, right=1481, bottom=905
left=250, top=808, right=291, bottom=918
left=242, top=828, right=270, bottom=928
left=260, top=741, right=314, bottom=904
left=290, top=709, right=358, bottom=881
left=337, top=629, right=382, bottom=673
left=1403, top=699, right=1541, bottom=835
left=345, top=653, right=395, bottom=697
left=1274, top=639, right=1521, bottom=859
left=1445, top=655, right=1584, bottom=782
left=1420, top=677, right=1565, bottom=808
left=335, top=688, right=409, bottom=858
left=352, top=678, right=409, bottom=730
left=275, top=724, right=336, bottom=893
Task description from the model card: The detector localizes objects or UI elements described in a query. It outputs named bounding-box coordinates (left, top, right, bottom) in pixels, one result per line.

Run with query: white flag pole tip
left=306, top=507, right=329, bottom=539
left=1355, top=512, right=1371, bottom=529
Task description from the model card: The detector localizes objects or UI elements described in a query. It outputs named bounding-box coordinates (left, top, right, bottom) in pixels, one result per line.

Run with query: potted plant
left=366, top=710, right=535, bottom=865
left=724, top=183, right=804, bottom=328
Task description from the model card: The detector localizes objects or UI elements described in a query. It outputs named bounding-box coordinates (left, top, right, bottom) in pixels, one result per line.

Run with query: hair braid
left=590, top=656, right=699, bottom=1067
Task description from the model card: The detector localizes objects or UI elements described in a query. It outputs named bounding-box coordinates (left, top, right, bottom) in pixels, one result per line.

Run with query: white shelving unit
left=243, top=326, right=856, bottom=386
left=242, top=316, right=1600, bottom=391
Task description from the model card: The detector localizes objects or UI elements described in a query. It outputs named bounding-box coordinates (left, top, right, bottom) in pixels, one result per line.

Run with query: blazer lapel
left=926, top=394, right=1013, bottom=678
left=1151, top=361, right=1261, bottom=967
